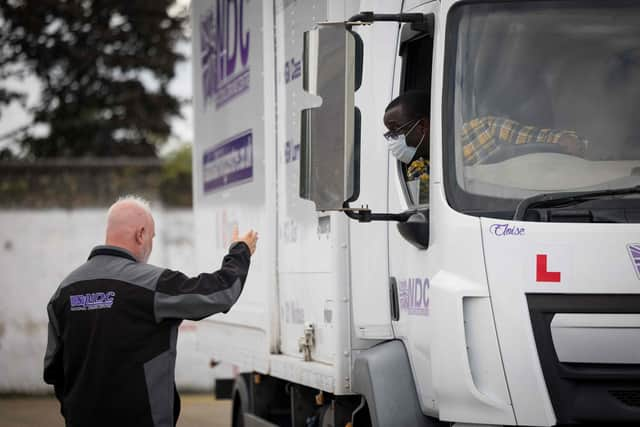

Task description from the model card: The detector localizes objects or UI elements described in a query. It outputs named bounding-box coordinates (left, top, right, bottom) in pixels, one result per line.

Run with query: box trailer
left=191, top=0, right=640, bottom=425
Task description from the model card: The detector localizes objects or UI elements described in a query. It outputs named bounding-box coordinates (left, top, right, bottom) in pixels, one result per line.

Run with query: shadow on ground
left=0, top=393, right=232, bottom=427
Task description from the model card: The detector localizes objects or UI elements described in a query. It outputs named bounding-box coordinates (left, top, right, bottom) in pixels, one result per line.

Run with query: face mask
left=388, top=135, right=417, bottom=164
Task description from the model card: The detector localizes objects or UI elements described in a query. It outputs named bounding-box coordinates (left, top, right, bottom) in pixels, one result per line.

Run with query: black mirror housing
left=396, top=210, right=429, bottom=249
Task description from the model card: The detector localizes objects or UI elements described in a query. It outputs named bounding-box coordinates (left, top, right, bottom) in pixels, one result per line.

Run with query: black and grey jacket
left=43, top=243, right=250, bottom=427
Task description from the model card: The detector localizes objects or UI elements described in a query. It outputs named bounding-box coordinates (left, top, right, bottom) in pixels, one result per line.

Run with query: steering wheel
left=477, top=142, right=583, bottom=165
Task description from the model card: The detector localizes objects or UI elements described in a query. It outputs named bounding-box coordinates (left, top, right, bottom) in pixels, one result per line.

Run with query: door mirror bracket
left=339, top=203, right=429, bottom=249
left=341, top=202, right=414, bottom=223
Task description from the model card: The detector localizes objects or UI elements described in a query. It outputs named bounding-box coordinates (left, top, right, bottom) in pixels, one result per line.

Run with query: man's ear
left=418, top=118, right=429, bottom=134
left=135, top=227, right=145, bottom=244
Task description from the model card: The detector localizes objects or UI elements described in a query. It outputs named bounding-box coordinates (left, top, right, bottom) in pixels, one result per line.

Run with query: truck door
left=387, top=2, right=438, bottom=416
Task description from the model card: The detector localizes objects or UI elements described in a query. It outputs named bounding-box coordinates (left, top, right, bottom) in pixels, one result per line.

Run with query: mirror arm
left=346, top=12, right=433, bottom=40
left=347, top=11, right=426, bottom=24
left=340, top=202, right=413, bottom=223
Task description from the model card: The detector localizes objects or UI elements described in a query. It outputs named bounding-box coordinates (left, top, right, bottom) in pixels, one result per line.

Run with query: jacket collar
left=88, top=245, right=138, bottom=262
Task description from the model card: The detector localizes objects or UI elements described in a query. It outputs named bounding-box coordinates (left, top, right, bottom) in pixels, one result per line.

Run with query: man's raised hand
left=232, top=224, right=258, bottom=255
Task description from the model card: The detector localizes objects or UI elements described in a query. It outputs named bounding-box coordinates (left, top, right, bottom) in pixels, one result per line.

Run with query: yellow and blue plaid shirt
left=405, top=116, right=583, bottom=204
left=407, top=158, right=429, bottom=205
left=461, top=116, right=582, bottom=165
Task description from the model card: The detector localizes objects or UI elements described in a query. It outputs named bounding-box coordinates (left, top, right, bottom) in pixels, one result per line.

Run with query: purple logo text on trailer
left=200, top=0, right=251, bottom=109
left=203, top=130, right=253, bottom=193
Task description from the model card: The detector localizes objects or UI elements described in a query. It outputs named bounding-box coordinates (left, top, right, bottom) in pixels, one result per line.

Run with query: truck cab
left=191, top=1, right=640, bottom=425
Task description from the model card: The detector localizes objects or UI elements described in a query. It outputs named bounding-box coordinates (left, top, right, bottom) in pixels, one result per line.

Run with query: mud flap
left=352, top=340, right=445, bottom=427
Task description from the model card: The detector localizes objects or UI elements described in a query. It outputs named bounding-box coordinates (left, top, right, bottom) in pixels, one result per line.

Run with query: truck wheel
left=232, top=398, right=244, bottom=427
left=231, top=375, right=251, bottom=427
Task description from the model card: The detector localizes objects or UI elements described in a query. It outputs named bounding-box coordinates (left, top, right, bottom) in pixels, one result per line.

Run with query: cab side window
left=401, top=34, right=433, bottom=94
left=398, top=33, right=433, bottom=206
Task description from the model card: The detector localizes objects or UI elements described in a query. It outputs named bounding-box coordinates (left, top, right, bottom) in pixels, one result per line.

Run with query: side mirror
left=396, top=211, right=429, bottom=249
left=299, top=24, right=361, bottom=211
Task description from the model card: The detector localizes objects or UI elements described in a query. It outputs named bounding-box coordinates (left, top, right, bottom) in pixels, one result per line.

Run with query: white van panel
left=191, top=0, right=277, bottom=367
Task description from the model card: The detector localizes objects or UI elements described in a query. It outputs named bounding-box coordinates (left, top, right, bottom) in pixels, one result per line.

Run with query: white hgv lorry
left=190, top=0, right=640, bottom=425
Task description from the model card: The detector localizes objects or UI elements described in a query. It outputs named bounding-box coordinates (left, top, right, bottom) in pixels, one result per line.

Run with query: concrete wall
left=0, top=208, right=218, bottom=393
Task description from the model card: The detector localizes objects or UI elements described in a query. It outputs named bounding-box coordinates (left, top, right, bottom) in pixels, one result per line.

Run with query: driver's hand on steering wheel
left=557, top=134, right=587, bottom=157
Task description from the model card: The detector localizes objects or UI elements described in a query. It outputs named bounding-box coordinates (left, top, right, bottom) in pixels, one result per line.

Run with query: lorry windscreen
left=444, top=0, right=640, bottom=220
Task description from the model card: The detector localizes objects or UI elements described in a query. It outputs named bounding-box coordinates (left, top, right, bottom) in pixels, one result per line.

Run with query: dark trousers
left=173, top=385, right=181, bottom=426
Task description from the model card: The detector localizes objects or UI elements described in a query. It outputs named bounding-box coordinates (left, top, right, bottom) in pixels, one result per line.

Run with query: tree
left=160, top=144, right=192, bottom=206
left=0, top=0, right=187, bottom=158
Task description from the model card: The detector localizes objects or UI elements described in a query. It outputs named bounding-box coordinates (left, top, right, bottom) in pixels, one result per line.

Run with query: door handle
left=389, top=277, right=400, bottom=321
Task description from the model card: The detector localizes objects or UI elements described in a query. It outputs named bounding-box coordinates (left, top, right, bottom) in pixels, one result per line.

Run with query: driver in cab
left=383, top=90, right=588, bottom=203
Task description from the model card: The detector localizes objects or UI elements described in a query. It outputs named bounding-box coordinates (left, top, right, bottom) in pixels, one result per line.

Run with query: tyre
left=231, top=375, right=251, bottom=427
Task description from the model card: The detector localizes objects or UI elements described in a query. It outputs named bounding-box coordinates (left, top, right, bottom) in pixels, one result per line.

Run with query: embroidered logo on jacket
left=70, top=292, right=116, bottom=311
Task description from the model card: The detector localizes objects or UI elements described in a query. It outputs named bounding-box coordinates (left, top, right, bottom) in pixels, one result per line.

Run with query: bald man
left=44, top=196, right=258, bottom=427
